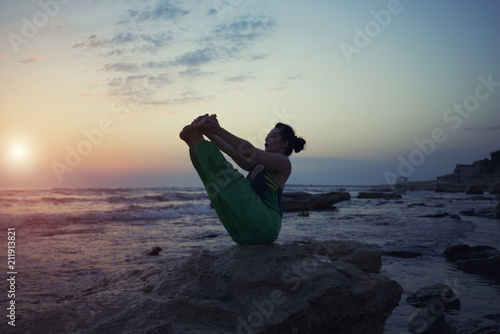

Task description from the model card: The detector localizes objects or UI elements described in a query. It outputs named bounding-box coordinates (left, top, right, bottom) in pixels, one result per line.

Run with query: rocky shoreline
left=17, top=240, right=403, bottom=334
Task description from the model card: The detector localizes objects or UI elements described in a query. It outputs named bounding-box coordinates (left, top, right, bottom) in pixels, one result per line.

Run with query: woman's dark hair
left=275, top=123, right=306, bottom=156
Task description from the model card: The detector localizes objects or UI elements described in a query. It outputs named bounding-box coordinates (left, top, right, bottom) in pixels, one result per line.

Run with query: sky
left=1, top=0, right=500, bottom=188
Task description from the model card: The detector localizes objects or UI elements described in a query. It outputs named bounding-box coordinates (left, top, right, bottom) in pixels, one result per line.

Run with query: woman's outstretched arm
left=207, top=134, right=256, bottom=171
left=204, top=116, right=291, bottom=175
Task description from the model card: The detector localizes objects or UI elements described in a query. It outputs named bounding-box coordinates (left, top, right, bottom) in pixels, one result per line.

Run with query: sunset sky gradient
left=1, top=0, right=500, bottom=188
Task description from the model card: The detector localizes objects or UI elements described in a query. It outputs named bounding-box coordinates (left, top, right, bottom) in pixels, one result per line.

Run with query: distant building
left=454, top=164, right=479, bottom=183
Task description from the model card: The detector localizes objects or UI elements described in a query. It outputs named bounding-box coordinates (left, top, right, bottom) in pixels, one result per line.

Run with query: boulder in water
left=444, top=244, right=498, bottom=261
left=282, top=191, right=350, bottom=212
left=407, top=283, right=460, bottom=334
left=357, top=192, right=402, bottom=199
left=457, top=255, right=500, bottom=279
left=466, top=185, right=484, bottom=195
left=144, top=246, right=162, bottom=256
left=445, top=244, right=500, bottom=279
left=406, top=283, right=461, bottom=310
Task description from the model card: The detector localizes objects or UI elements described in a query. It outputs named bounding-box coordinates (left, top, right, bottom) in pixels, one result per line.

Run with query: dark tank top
left=246, top=164, right=283, bottom=217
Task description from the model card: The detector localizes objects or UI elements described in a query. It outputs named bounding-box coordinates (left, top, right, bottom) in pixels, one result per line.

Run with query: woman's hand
left=192, top=114, right=209, bottom=124
left=202, top=114, right=221, bottom=133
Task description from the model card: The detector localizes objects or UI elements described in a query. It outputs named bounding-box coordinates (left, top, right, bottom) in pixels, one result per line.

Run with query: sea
left=0, top=186, right=499, bottom=333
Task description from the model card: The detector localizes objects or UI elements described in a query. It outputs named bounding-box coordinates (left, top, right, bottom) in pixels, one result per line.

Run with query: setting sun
left=1, top=137, right=38, bottom=174
left=10, top=144, right=28, bottom=161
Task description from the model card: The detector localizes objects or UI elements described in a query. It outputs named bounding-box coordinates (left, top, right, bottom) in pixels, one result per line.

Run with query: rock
left=466, top=185, right=484, bottom=195
left=282, top=191, right=350, bottom=212
left=88, top=240, right=403, bottom=334
left=409, top=311, right=456, bottom=334
left=357, top=192, right=402, bottom=199
left=144, top=246, right=162, bottom=256
left=408, top=203, right=427, bottom=208
left=455, top=314, right=500, bottom=334
left=384, top=251, right=422, bottom=258
left=444, top=244, right=498, bottom=261
left=298, top=211, right=309, bottom=217
left=460, top=210, right=478, bottom=216
left=435, top=184, right=465, bottom=193
left=406, top=283, right=461, bottom=310
left=490, top=188, right=500, bottom=195
left=407, top=283, right=460, bottom=334
left=197, top=233, right=221, bottom=239
left=445, top=244, right=500, bottom=279
left=298, top=240, right=383, bottom=273
left=419, top=212, right=449, bottom=218
left=457, top=255, right=500, bottom=279
left=496, top=201, right=500, bottom=218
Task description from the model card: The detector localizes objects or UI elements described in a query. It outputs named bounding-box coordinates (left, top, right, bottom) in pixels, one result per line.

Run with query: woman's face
left=264, top=128, right=286, bottom=153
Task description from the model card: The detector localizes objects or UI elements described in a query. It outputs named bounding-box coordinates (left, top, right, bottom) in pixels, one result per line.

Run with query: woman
left=180, top=114, right=306, bottom=245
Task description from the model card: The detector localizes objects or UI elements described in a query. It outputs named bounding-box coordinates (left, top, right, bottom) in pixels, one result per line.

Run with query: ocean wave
left=1, top=202, right=215, bottom=228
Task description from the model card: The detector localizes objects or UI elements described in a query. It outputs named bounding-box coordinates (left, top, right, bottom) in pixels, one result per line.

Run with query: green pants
left=190, top=141, right=281, bottom=245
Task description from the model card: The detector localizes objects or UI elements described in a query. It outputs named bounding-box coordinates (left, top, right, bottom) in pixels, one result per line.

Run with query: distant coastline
left=390, top=150, right=500, bottom=193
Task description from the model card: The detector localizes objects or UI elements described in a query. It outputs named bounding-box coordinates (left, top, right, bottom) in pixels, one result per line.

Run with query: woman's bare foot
left=179, top=122, right=206, bottom=149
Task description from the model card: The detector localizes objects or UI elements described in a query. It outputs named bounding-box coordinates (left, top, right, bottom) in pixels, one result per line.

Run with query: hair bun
left=293, top=137, right=306, bottom=153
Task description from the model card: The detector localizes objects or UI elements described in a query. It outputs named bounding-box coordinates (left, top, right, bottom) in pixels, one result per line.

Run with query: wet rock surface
left=281, top=191, right=350, bottom=212
left=406, top=283, right=461, bottom=310
left=445, top=244, right=500, bottom=279
left=357, top=192, right=403, bottom=199
left=466, top=185, right=485, bottom=195
left=86, top=240, right=401, bottom=334
left=144, top=246, right=162, bottom=255
left=407, top=283, right=460, bottom=334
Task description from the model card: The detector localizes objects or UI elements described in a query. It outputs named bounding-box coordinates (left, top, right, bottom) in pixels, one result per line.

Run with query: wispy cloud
left=210, top=15, right=276, bottom=46
left=73, top=32, right=172, bottom=54
left=178, top=68, right=213, bottom=78
left=18, top=56, right=44, bottom=64
left=99, top=63, right=141, bottom=72
left=226, top=75, right=254, bottom=82
left=119, top=0, right=189, bottom=24
left=71, top=3, right=277, bottom=110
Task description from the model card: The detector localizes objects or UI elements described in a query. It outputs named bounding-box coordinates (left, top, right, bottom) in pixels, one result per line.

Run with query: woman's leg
left=189, top=141, right=281, bottom=245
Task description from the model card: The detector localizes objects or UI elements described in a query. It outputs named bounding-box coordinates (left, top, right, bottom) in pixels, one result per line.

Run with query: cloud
left=142, top=94, right=212, bottom=106
left=173, top=47, right=219, bottom=67
left=73, top=35, right=105, bottom=49
left=99, top=63, right=140, bottom=72
left=121, top=0, right=189, bottom=23
left=73, top=10, right=278, bottom=113
left=211, top=15, right=277, bottom=46
left=168, top=15, right=277, bottom=69
left=178, top=68, right=213, bottom=78
left=18, top=56, right=44, bottom=63
left=206, top=8, right=217, bottom=16
left=226, top=75, right=254, bottom=82
left=73, top=32, right=172, bottom=53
